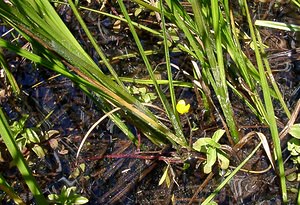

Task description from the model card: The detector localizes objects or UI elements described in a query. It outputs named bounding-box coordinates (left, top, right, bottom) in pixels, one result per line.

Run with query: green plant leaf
left=207, top=202, right=218, bottom=205
left=159, top=164, right=170, bottom=187
left=286, top=172, right=299, bottom=182
left=204, top=147, right=217, bottom=174
left=32, top=144, right=46, bottom=158
left=0, top=108, right=48, bottom=204
left=16, top=137, right=27, bottom=151
left=211, top=129, right=225, bottom=142
left=72, top=196, right=89, bottom=204
left=193, top=138, right=221, bottom=151
left=288, top=138, right=300, bottom=156
left=289, top=124, right=300, bottom=139
left=10, top=115, right=29, bottom=137
left=23, top=128, right=40, bottom=143
left=217, top=151, right=229, bottom=170
left=48, top=194, right=59, bottom=201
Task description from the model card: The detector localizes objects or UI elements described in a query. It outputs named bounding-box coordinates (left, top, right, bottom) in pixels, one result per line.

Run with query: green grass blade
left=211, top=0, right=239, bottom=143
left=191, top=0, right=239, bottom=143
left=116, top=77, right=193, bottom=87
left=0, top=173, right=26, bottom=205
left=255, top=20, right=300, bottom=32
left=159, top=0, right=179, bottom=122
left=292, top=0, right=300, bottom=7
left=67, top=0, right=125, bottom=88
left=117, top=0, right=187, bottom=146
left=0, top=47, right=20, bottom=95
left=243, top=0, right=287, bottom=202
left=0, top=108, right=48, bottom=204
left=224, top=14, right=268, bottom=122
left=255, top=30, right=291, bottom=118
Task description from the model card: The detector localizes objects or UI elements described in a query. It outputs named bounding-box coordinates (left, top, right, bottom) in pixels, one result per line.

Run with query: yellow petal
left=176, top=100, right=190, bottom=114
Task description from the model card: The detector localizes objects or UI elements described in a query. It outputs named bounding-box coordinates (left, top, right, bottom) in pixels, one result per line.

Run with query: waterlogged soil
left=0, top=1, right=300, bottom=205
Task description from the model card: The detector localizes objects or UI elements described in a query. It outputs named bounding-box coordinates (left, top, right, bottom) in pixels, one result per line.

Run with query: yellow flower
left=176, top=100, right=190, bottom=115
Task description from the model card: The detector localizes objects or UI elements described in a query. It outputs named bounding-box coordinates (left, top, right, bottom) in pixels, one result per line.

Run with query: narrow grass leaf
left=159, top=0, right=178, bottom=120
left=67, top=0, right=125, bottom=88
left=243, top=0, right=287, bottom=201
left=0, top=48, right=20, bottom=95
left=255, top=20, right=300, bottom=32
left=117, top=0, right=187, bottom=146
left=0, top=108, right=48, bottom=204
left=0, top=173, right=26, bottom=205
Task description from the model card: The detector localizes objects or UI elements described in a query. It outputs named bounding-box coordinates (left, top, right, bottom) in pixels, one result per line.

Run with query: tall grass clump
left=130, top=0, right=290, bottom=202
left=0, top=0, right=188, bottom=148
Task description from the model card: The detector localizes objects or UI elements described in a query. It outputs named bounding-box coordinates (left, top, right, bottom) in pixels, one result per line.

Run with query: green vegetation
left=0, top=0, right=299, bottom=204
left=0, top=108, right=47, bottom=204
left=48, top=186, right=89, bottom=205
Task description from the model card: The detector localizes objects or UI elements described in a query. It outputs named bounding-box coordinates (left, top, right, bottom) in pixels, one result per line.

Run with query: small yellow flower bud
left=176, top=100, right=190, bottom=115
